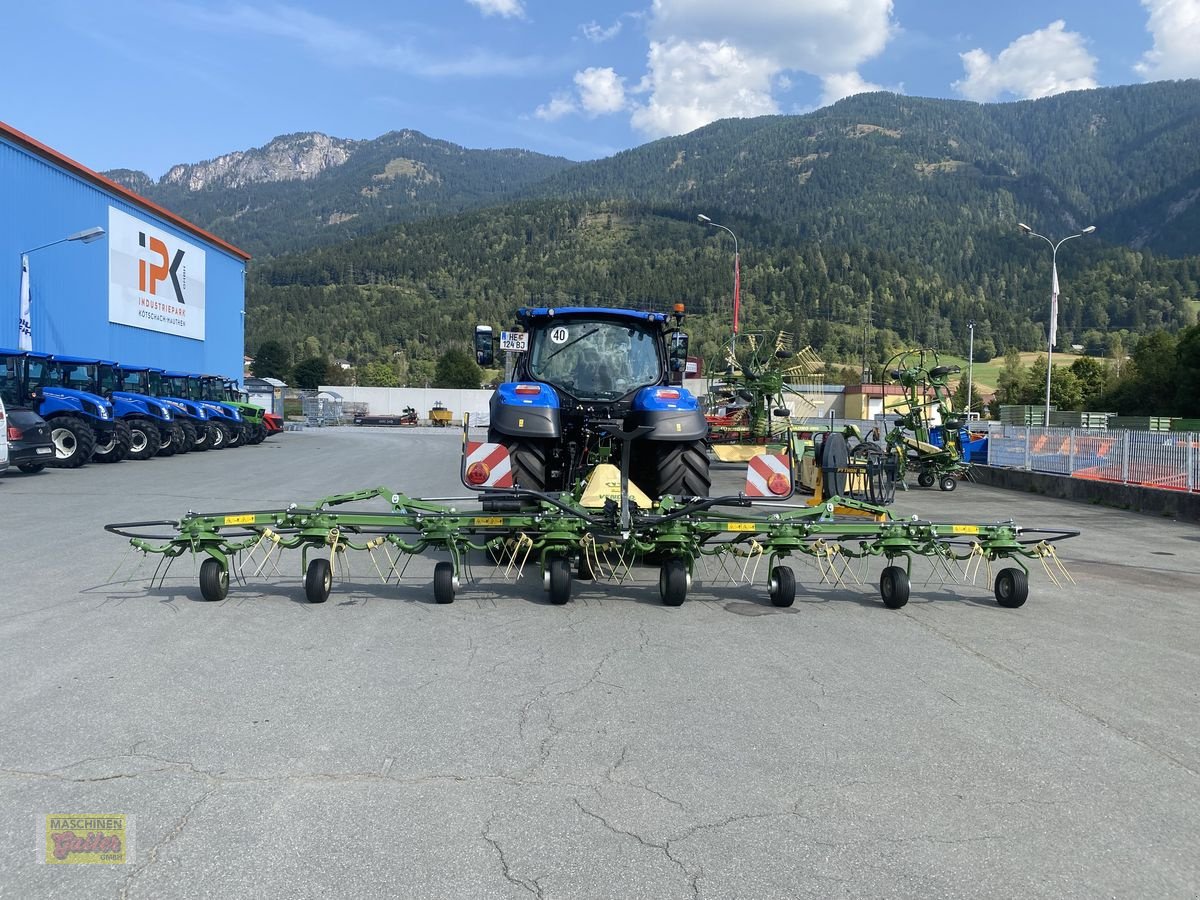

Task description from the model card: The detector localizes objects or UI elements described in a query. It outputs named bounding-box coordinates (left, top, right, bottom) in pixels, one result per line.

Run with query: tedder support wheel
left=917, top=472, right=935, bottom=488
left=659, top=558, right=688, bottom=607
left=548, top=557, right=572, bottom=605
left=305, top=558, right=333, bottom=604
left=939, top=475, right=958, bottom=492
left=879, top=565, right=910, bottom=609
left=199, top=558, right=229, bottom=602
left=769, top=565, right=796, bottom=608
left=433, top=561, right=456, bottom=604
left=994, top=567, right=1029, bottom=608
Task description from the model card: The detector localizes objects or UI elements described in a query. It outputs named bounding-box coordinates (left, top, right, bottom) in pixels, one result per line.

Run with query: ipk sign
left=108, top=206, right=206, bottom=341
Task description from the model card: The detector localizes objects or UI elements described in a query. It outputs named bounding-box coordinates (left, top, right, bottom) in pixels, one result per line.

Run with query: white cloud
left=534, top=95, right=577, bottom=121
left=648, top=0, right=895, bottom=75
left=540, top=0, right=898, bottom=138
left=820, top=71, right=885, bottom=106
left=582, top=20, right=623, bottom=43
left=575, top=67, right=627, bottom=115
left=466, top=0, right=525, bottom=19
left=954, top=20, right=1098, bottom=102
left=1135, top=0, right=1200, bottom=79
left=629, top=39, right=779, bottom=138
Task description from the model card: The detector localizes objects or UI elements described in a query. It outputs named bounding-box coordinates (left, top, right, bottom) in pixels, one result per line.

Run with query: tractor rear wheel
left=199, top=558, right=229, bottom=602
left=92, top=420, right=132, bottom=463
left=304, top=558, right=333, bottom=603
left=489, top=431, right=550, bottom=492
left=47, top=416, right=96, bottom=468
left=127, top=417, right=162, bottom=460
left=636, top=440, right=711, bottom=500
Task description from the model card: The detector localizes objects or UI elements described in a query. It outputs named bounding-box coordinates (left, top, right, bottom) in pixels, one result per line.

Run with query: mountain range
left=103, top=80, right=1200, bottom=370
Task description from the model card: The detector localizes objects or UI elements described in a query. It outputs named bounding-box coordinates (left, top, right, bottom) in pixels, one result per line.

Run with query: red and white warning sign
left=463, top=442, right=514, bottom=488
left=745, top=453, right=792, bottom=497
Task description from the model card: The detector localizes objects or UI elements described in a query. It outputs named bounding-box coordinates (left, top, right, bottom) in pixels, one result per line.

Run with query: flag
left=1048, top=261, right=1059, bottom=349
left=18, top=253, right=32, bottom=351
left=732, top=251, right=741, bottom=336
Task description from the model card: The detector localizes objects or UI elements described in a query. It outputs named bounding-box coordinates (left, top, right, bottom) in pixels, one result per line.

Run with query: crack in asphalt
left=118, top=787, right=214, bottom=900
left=482, top=814, right=545, bottom=899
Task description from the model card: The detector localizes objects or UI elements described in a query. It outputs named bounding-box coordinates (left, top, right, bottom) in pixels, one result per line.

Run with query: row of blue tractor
left=0, top=349, right=268, bottom=470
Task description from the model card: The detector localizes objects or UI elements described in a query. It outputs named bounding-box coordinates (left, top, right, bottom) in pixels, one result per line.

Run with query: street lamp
left=1017, top=222, right=1095, bottom=426
left=966, top=319, right=975, bottom=419
left=697, top=214, right=740, bottom=356
left=18, top=225, right=106, bottom=351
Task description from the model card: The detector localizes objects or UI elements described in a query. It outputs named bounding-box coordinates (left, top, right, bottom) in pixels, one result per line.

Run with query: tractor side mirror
left=668, top=331, right=689, bottom=384
left=474, top=325, right=495, bottom=368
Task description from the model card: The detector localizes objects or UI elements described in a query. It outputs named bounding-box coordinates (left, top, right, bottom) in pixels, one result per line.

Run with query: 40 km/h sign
left=500, top=332, right=528, bottom=352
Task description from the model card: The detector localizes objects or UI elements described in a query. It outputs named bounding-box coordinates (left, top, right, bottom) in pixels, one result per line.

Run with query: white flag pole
left=18, top=253, right=32, bottom=351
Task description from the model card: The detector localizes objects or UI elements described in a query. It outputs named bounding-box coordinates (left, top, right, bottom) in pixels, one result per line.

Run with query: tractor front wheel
left=47, top=416, right=96, bottom=468
left=92, top=420, right=132, bottom=463
left=127, top=417, right=162, bottom=461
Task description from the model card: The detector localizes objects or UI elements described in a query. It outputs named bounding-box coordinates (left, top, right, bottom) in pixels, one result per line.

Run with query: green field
left=933, top=351, right=1086, bottom=393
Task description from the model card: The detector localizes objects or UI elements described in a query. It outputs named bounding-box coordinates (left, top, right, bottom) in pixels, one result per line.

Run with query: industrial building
left=1, top=121, right=249, bottom=377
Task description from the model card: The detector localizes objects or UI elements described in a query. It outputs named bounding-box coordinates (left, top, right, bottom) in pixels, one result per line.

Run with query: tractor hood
left=161, top=396, right=209, bottom=420
left=200, top=401, right=242, bottom=422
left=112, top=391, right=173, bottom=422
left=42, top=387, right=112, bottom=420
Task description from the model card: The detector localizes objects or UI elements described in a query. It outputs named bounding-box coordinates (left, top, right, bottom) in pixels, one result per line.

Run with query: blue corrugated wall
left=1, top=133, right=245, bottom=378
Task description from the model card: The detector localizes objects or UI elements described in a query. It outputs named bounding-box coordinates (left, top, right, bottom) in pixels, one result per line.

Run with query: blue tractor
left=175, top=372, right=246, bottom=448
left=482, top=306, right=710, bottom=498
left=46, top=355, right=177, bottom=461
left=151, top=369, right=217, bottom=451
left=0, top=349, right=118, bottom=467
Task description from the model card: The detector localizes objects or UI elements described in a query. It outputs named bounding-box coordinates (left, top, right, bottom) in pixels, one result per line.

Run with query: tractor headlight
left=96, top=404, right=110, bottom=419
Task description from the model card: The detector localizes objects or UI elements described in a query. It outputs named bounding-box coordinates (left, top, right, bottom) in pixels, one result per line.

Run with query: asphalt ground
left=1, top=427, right=1198, bottom=899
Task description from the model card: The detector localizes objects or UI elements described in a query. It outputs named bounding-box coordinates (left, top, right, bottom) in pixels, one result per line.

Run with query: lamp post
left=966, top=319, right=975, bottom=419
left=18, top=226, right=106, bottom=351
left=697, top=214, right=740, bottom=356
left=1017, top=222, right=1095, bottom=426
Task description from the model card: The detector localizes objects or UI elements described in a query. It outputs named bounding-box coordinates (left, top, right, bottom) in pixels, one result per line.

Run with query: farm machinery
left=223, top=379, right=282, bottom=439
left=883, top=348, right=972, bottom=491
left=0, top=349, right=119, bottom=467
left=107, top=304, right=1076, bottom=611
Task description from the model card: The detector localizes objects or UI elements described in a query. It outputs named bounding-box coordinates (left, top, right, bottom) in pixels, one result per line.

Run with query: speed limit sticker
left=549, top=326, right=569, bottom=344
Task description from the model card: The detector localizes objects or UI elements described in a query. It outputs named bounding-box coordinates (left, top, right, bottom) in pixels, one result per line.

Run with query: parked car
left=0, top=395, right=8, bottom=473
left=5, top=405, right=54, bottom=473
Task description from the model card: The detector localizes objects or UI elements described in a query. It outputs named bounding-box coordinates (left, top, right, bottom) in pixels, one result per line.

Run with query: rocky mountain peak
left=161, top=132, right=359, bottom=191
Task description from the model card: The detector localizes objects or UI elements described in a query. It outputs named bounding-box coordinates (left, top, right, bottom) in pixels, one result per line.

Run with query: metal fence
left=300, top=391, right=346, bottom=427
left=986, top=424, right=1200, bottom=492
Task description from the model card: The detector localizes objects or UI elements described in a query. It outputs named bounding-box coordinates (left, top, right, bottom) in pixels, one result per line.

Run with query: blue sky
left=2, top=1, right=1196, bottom=177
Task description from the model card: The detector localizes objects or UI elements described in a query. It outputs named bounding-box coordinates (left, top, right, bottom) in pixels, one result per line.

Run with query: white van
left=0, top=394, right=9, bottom=473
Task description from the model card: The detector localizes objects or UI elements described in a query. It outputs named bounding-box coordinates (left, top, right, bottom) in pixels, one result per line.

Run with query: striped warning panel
left=745, top=453, right=792, bottom=497
left=463, top=442, right=514, bottom=488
